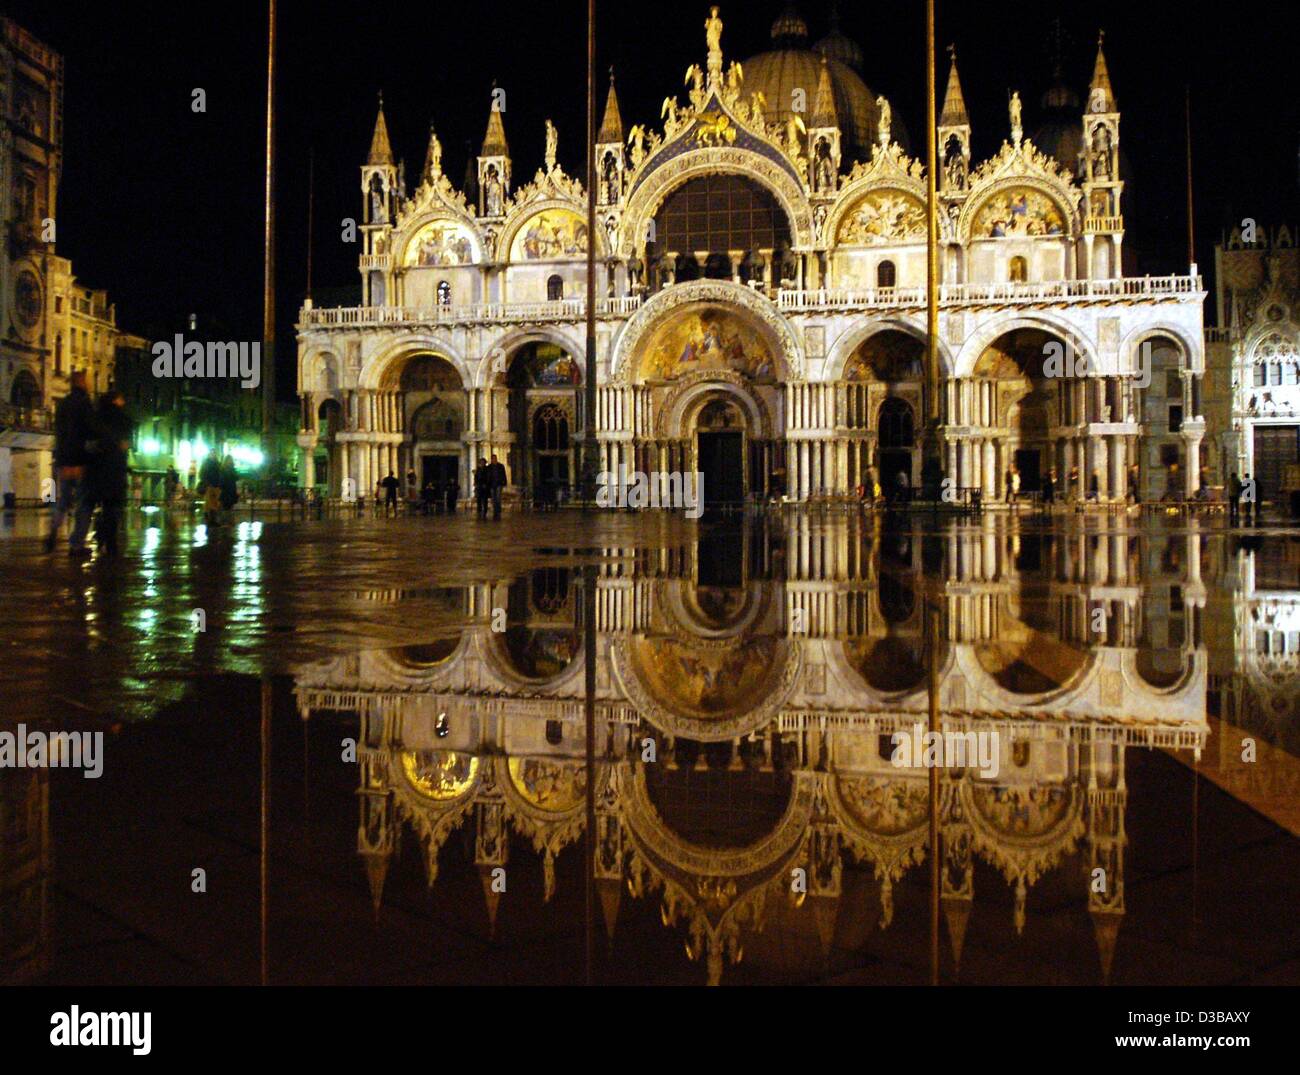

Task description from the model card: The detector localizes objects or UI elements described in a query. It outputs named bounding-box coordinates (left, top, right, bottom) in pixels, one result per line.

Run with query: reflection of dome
left=630, top=636, right=786, bottom=719
left=392, top=637, right=459, bottom=666
left=507, top=756, right=586, bottom=812
left=499, top=627, right=579, bottom=680
left=844, top=636, right=927, bottom=693
left=646, top=766, right=792, bottom=847
left=974, top=611, right=1089, bottom=694
left=401, top=750, right=479, bottom=800
left=743, top=6, right=895, bottom=161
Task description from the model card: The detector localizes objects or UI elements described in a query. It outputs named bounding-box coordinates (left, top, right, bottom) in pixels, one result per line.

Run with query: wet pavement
left=1, top=504, right=1298, bottom=985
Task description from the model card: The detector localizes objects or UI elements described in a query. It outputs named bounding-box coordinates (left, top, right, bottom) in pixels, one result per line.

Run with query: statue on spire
left=1009, top=90, right=1023, bottom=146
left=545, top=119, right=558, bottom=172
left=424, top=125, right=442, bottom=182
left=876, top=96, right=891, bottom=148
left=705, top=6, right=723, bottom=84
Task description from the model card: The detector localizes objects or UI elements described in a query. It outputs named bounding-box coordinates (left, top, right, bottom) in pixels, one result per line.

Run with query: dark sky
left=8, top=0, right=1300, bottom=399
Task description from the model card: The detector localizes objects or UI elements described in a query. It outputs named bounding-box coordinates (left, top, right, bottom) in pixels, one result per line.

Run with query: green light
left=139, top=437, right=162, bottom=455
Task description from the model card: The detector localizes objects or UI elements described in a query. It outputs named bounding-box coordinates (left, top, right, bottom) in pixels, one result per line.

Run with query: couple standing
left=474, top=454, right=507, bottom=519
left=44, top=369, right=134, bottom=557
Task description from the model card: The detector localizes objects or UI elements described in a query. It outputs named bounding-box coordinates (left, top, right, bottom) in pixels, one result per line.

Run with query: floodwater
left=1, top=506, right=1298, bottom=985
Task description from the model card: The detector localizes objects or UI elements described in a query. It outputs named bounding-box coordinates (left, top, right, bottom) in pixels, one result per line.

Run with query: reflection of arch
left=610, top=634, right=800, bottom=742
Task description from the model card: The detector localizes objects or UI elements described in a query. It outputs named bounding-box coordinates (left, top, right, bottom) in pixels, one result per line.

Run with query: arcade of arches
left=300, top=322, right=1197, bottom=505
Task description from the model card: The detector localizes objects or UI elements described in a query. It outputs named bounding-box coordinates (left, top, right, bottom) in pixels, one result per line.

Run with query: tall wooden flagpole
left=583, top=0, right=599, bottom=505
left=262, top=0, right=277, bottom=474
left=923, top=0, right=941, bottom=492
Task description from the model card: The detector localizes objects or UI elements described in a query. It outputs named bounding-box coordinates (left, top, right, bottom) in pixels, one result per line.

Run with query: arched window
left=876, top=260, right=896, bottom=288
left=436, top=280, right=451, bottom=306
left=1009, top=256, right=1028, bottom=282
left=533, top=403, right=569, bottom=451
left=878, top=397, right=914, bottom=448
left=546, top=275, right=563, bottom=301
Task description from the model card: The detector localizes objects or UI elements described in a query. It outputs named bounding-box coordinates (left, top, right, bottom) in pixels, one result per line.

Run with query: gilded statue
left=876, top=95, right=891, bottom=147
left=544, top=119, right=558, bottom=172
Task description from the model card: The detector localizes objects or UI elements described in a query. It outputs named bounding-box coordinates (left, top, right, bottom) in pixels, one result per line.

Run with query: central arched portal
left=692, top=395, right=747, bottom=509
left=632, top=299, right=784, bottom=507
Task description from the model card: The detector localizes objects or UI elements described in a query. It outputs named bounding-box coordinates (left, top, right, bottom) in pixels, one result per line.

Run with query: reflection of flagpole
left=583, top=564, right=597, bottom=983
left=927, top=599, right=940, bottom=986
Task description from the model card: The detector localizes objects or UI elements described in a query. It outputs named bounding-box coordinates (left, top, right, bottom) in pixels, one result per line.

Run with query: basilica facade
left=295, top=6, right=1207, bottom=506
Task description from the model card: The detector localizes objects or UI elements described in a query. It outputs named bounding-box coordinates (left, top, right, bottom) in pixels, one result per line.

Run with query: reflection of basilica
left=296, top=6, right=1207, bottom=507
left=293, top=516, right=1226, bottom=983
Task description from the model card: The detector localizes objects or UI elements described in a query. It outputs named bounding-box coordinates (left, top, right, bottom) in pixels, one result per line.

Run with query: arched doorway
left=972, top=329, right=1060, bottom=498
left=842, top=330, right=924, bottom=495
left=316, top=398, right=342, bottom=491
left=9, top=369, right=41, bottom=415
left=1137, top=335, right=1188, bottom=500
left=693, top=396, right=746, bottom=509
left=397, top=354, right=466, bottom=496
left=503, top=342, right=580, bottom=501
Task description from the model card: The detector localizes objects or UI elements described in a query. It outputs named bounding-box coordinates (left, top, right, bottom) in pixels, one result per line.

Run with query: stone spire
left=940, top=48, right=969, bottom=128
left=598, top=69, right=623, bottom=144
left=367, top=94, right=393, bottom=165
left=1089, top=31, right=1117, bottom=112
left=810, top=56, right=837, bottom=129
left=481, top=88, right=510, bottom=157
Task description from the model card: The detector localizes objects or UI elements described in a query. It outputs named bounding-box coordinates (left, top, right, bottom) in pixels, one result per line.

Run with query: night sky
left=8, top=0, right=1299, bottom=400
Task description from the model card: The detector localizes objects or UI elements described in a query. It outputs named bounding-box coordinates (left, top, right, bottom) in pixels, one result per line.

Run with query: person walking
left=1228, top=470, right=1242, bottom=524
left=1042, top=469, right=1056, bottom=507
left=487, top=454, right=507, bottom=519
left=380, top=471, right=400, bottom=516
left=474, top=457, right=490, bottom=518
left=88, top=389, right=133, bottom=557
left=44, top=370, right=98, bottom=554
left=218, top=455, right=240, bottom=520
left=199, top=451, right=223, bottom=526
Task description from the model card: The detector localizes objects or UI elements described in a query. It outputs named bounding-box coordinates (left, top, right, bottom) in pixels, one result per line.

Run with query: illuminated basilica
left=294, top=5, right=1209, bottom=506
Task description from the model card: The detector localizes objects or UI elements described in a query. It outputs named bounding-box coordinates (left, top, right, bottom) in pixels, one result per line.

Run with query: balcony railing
left=299, top=295, right=643, bottom=328
left=299, top=276, right=1202, bottom=329
left=778, top=275, right=1202, bottom=311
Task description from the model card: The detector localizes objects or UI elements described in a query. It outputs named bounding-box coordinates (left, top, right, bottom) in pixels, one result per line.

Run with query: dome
left=744, top=11, right=894, bottom=162
left=1031, top=77, right=1083, bottom=177
left=814, top=4, right=864, bottom=73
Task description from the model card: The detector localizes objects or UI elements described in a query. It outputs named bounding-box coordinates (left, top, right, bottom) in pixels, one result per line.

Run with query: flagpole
left=261, top=0, right=277, bottom=477
left=582, top=0, right=600, bottom=507
left=924, top=0, right=941, bottom=493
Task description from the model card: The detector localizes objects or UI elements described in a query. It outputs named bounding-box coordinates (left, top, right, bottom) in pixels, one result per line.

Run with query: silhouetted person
left=218, top=455, right=239, bottom=516
left=88, top=389, right=133, bottom=556
left=200, top=452, right=222, bottom=526
left=445, top=470, right=460, bottom=513
left=1228, top=471, right=1242, bottom=523
left=474, top=458, right=489, bottom=518
left=381, top=471, right=400, bottom=515
left=487, top=454, right=507, bottom=519
left=44, top=369, right=97, bottom=554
